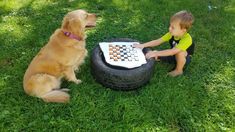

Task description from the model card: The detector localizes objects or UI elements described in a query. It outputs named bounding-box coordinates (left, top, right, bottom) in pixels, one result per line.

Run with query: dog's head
left=62, top=9, right=96, bottom=40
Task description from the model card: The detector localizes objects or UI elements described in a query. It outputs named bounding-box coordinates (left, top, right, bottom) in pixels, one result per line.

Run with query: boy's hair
left=170, top=10, right=194, bottom=31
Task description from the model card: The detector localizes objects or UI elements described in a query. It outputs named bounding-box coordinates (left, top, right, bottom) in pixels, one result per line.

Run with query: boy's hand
left=146, top=50, right=159, bottom=60
left=133, top=43, right=144, bottom=49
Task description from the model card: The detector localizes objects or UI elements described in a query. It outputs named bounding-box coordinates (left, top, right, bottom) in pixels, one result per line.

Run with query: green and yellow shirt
left=161, top=32, right=193, bottom=52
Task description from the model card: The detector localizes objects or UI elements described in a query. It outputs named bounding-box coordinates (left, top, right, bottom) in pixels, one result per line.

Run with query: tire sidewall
left=91, top=38, right=155, bottom=90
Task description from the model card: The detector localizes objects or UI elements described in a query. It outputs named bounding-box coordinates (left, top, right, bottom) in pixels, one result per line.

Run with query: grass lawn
left=0, top=0, right=234, bottom=131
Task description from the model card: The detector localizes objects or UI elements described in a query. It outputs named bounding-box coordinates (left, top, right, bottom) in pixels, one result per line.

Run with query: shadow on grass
left=0, top=0, right=234, bottom=131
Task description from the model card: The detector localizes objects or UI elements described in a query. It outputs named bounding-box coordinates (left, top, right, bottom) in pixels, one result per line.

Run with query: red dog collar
left=63, top=31, right=81, bottom=41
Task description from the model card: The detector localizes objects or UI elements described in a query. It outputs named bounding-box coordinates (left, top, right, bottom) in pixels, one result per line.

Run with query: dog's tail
left=41, top=89, right=70, bottom=103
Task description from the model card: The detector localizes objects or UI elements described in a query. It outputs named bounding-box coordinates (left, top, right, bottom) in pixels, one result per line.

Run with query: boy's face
left=169, top=19, right=186, bottom=37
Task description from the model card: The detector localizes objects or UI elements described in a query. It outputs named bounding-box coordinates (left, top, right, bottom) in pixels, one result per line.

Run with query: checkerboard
left=99, top=42, right=147, bottom=68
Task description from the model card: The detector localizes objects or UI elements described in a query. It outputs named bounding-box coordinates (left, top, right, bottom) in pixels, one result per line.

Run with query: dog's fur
left=23, top=10, right=96, bottom=103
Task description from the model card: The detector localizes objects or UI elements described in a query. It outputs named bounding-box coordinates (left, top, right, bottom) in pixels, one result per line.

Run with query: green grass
left=0, top=0, right=234, bottom=131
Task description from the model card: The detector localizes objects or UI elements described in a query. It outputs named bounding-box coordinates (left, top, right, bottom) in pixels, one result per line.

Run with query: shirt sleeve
left=175, top=34, right=192, bottom=51
left=161, top=32, right=172, bottom=42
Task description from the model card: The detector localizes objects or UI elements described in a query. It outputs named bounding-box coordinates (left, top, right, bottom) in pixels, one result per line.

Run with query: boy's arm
left=142, top=38, right=164, bottom=47
left=134, top=38, right=164, bottom=48
left=146, top=48, right=181, bottom=59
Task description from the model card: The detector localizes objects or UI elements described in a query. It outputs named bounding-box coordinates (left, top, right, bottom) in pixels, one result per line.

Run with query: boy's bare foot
left=168, top=70, right=183, bottom=77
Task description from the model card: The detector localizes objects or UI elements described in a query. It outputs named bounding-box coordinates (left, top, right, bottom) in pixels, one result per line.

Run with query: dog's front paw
left=74, top=79, right=82, bottom=84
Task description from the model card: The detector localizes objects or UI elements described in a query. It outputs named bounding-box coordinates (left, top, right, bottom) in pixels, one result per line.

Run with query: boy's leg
left=168, top=51, right=187, bottom=77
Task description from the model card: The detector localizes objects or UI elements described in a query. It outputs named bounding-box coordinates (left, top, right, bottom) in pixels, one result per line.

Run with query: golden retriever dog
left=23, top=9, right=96, bottom=103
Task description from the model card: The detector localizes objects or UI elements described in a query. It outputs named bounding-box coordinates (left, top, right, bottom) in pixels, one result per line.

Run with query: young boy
left=134, top=10, right=194, bottom=77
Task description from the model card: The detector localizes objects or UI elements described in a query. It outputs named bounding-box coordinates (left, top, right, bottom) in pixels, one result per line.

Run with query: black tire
left=91, top=38, right=155, bottom=90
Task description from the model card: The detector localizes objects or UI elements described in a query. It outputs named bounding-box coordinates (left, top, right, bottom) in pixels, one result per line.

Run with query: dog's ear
left=62, top=16, right=70, bottom=30
left=62, top=17, right=85, bottom=40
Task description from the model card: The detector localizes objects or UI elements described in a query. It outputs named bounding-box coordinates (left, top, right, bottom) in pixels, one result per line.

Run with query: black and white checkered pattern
left=109, top=44, right=139, bottom=62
